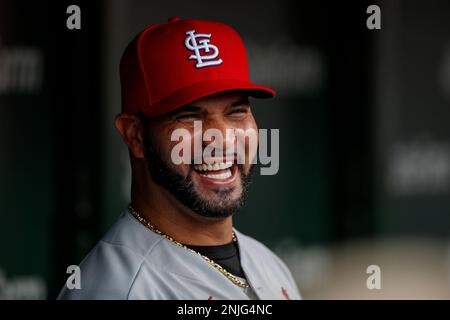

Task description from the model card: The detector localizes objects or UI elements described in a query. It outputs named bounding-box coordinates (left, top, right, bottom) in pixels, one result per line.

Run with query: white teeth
left=194, top=161, right=233, bottom=172
left=200, top=169, right=232, bottom=180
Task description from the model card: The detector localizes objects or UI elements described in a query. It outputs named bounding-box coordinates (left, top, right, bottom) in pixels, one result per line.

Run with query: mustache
left=192, top=150, right=237, bottom=164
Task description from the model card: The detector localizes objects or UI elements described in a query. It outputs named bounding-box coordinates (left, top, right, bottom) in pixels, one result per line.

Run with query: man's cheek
left=240, top=163, right=253, bottom=177
left=235, top=124, right=258, bottom=165
left=247, top=121, right=259, bottom=163
left=169, top=128, right=195, bottom=165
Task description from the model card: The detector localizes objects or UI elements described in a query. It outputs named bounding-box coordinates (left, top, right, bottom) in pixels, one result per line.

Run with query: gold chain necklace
left=128, top=204, right=249, bottom=289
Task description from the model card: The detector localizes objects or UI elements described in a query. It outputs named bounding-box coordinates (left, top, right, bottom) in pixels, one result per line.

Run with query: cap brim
left=144, top=79, right=275, bottom=117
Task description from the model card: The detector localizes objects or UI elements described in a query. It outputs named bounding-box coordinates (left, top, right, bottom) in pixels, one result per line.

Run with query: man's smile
left=191, top=160, right=239, bottom=189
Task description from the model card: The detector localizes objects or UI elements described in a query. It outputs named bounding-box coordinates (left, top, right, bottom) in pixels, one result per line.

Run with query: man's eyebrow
left=230, top=98, right=251, bottom=107
left=165, top=105, right=203, bottom=118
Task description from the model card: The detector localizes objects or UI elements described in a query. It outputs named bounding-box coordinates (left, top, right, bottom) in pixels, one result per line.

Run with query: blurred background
left=0, top=0, right=449, bottom=299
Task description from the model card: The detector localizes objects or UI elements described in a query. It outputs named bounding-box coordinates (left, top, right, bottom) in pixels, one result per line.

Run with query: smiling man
left=58, top=17, right=301, bottom=300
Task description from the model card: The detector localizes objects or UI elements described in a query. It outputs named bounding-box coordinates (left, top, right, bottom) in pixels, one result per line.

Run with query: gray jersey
left=57, top=211, right=301, bottom=300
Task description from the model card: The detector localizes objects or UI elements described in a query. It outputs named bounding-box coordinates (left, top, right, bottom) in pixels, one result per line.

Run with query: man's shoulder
left=100, top=211, right=162, bottom=254
left=234, top=230, right=283, bottom=263
left=81, top=210, right=166, bottom=269
left=58, top=211, right=165, bottom=299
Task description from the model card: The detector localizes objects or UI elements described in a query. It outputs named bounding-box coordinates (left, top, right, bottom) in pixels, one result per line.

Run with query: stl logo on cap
left=184, top=30, right=223, bottom=68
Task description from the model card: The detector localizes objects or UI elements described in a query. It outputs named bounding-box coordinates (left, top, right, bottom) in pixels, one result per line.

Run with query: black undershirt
left=184, top=241, right=246, bottom=279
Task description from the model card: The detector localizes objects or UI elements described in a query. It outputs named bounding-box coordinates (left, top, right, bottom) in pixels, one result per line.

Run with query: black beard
left=143, top=140, right=253, bottom=219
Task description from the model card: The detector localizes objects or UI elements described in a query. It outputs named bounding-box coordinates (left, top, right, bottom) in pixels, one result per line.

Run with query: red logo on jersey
left=281, top=287, right=290, bottom=300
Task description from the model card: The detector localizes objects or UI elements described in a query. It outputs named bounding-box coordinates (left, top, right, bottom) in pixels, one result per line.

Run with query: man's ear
left=114, top=113, right=146, bottom=159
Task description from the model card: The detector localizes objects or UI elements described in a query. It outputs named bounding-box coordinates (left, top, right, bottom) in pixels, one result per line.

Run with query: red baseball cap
left=120, top=17, right=275, bottom=117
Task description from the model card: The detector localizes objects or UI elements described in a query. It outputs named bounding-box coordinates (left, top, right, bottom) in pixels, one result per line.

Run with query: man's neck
left=131, top=183, right=234, bottom=246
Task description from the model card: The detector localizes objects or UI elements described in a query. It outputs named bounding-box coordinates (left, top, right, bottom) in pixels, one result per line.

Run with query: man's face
left=142, top=91, right=258, bottom=219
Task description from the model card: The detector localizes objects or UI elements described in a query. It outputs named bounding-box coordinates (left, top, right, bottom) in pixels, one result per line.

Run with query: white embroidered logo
left=184, top=30, right=223, bottom=68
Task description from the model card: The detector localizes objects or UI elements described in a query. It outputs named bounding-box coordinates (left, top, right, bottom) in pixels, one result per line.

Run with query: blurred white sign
left=0, top=37, right=43, bottom=95
left=0, top=268, right=46, bottom=299
left=387, top=135, right=450, bottom=195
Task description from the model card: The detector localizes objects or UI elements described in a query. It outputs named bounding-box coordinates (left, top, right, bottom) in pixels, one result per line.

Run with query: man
left=58, top=17, right=301, bottom=300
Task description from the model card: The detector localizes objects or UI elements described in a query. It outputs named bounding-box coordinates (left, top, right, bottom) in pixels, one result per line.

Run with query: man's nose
left=202, top=119, right=236, bottom=155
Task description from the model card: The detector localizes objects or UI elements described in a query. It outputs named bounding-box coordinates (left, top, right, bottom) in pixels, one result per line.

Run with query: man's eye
left=228, top=108, right=249, bottom=116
